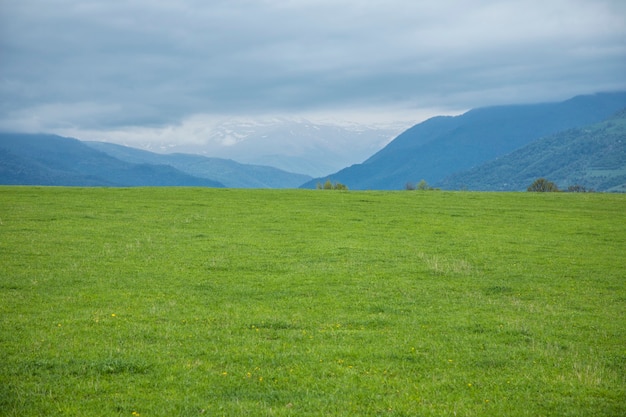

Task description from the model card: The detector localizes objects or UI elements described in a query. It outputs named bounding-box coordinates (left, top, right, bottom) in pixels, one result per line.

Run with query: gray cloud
left=1, top=0, right=625, bottom=132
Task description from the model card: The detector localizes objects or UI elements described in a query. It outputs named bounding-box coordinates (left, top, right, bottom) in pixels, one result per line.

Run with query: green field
left=1, top=187, right=625, bottom=416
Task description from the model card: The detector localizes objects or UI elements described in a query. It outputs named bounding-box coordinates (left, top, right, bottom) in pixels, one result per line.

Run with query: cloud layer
left=1, top=0, right=625, bottom=133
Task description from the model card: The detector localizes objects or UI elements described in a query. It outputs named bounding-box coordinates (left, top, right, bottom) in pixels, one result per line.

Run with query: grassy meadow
left=1, top=186, right=625, bottom=416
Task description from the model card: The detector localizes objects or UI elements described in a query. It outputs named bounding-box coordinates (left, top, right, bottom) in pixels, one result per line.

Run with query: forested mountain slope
left=440, top=109, right=626, bottom=192
left=300, top=92, right=626, bottom=190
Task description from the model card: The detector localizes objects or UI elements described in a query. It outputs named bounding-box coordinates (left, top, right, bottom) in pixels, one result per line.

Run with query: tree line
left=317, top=177, right=594, bottom=192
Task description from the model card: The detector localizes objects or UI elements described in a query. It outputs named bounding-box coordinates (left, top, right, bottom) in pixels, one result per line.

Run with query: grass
left=1, top=186, right=625, bottom=416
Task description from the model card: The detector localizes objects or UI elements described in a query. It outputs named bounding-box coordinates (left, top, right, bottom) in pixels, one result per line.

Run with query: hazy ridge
left=301, top=92, right=626, bottom=191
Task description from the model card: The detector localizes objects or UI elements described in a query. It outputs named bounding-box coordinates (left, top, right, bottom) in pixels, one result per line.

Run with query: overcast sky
left=1, top=0, right=625, bottom=140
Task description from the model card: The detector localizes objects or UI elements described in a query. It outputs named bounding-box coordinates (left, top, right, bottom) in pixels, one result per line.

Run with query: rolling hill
left=0, top=133, right=312, bottom=188
left=0, top=133, right=224, bottom=187
left=85, top=141, right=311, bottom=188
left=300, top=92, right=626, bottom=190
left=439, top=109, right=626, bottom=192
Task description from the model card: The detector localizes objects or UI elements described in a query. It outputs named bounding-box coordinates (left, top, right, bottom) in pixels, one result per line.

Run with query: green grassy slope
left=1, top=187, right=625, bottom=416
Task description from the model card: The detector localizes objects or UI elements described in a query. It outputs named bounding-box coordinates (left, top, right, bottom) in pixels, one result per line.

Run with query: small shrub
left=417, top=179, right=430, bottom=191
left=527, top=178, right=560, bottom=192
left=567, top=185, right=594, bottom=193
left=411, top=179, right=439, bottom=191
left=319, top=179, right=348, bottom=190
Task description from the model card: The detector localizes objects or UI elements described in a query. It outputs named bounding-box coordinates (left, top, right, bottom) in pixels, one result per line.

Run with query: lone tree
left=527, top=178, right=559, bottom=192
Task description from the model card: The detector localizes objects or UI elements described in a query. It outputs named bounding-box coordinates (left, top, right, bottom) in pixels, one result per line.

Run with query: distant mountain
left=117, top=117, right=405, bottom=177
left=205, top=118, right=404, bottom=177
left=439, top=109, right=626, bottom=192
left=300, top=92, right=626, bottom=190
left=0, top=133, right=224, bottom=187
left=85, top=141, right=311, bottom=188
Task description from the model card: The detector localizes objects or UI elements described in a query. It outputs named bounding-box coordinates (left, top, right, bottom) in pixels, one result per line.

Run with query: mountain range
left=105, top=117, right=406, bottom=177
left=2, top=92, right=625, bottom=191
left=0, top=133, right=309, bottom=188
left=301, top=92, right=626, bottom=190
left=84, top=141, right=311, bottom=188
